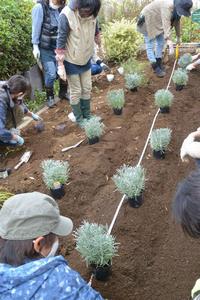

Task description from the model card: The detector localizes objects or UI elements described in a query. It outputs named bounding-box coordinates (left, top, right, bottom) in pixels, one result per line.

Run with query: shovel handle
left=14, top=160, right=24, bottom=170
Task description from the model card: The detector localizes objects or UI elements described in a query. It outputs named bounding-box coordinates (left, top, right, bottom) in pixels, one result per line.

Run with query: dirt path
left=1, top=64, right=200, bottom=300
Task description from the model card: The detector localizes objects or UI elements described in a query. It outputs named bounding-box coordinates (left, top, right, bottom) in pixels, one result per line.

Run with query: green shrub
left=178, top=53, right=193, bottom=69
left=150, top=128, right=172, bottom=152
left=113, top=165, right=145, bottom=198
left=99, top=0, right=150, bottom=24
left=125, top=73, right=142, bottom=90
left=41, top=160, right=70, bottom=189
left=172, top=68, right=188, bottom=86
left=102, top=18, right=143, bottom=62
left=154, top=89, right=174, bottom=108
left=107, top=89, right=125, bottom=109
left=74, top=221, right=119, bottom=267
left=0, top=0, right=34, bottom=79
left=181, top=17, right=200, bottom=42
left=26, top=90, right=46, bottom=113
left=84, top=116, right=105, bottom=139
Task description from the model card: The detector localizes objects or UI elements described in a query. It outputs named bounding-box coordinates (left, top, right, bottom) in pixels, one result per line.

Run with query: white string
left=89, top=58, right=178, bottom=286
left=107, top=59, right=178, bottom=235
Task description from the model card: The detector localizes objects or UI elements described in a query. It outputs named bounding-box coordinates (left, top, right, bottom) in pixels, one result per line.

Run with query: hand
left=176, top=36, right=181, bottom=45
left=10, top=128, right=21, bottom=136
left=11, top=134, right=24, bottom=146
left=100, top=62, right=110, bottom=72
left=186, top=63, right=196, bottom=71
left=31, top=113, right=42, bottom=121
left=57, top=64, right=67, bottom=81
left=167, top=39, right=174, bottom=55
left=33, top=44, right=40, bottom=60
left=55, top=49, right=65, bottom=62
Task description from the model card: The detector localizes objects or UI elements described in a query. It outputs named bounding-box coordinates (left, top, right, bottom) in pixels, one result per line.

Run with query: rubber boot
left=80, top=99, right=90, bottom=119
left=58, top=79, right=70, bottom=101
left=151, top=62, right=165, bottom=78
left=156, top=57, right=165, bottom=72
left=46, top=87, right=56, bottom=108
left=71, top=103, right=85, bottom=128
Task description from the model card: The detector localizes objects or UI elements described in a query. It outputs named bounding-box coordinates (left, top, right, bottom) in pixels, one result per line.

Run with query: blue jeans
left=40, top=48, right=57, bottom=88
left=0, top=140, right=17, bottom=147
left=144, top=33, right=165, bottom=63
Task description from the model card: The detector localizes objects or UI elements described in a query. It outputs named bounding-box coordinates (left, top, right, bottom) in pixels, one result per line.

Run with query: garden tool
left=62, top=139, right=84, bottom=152
left=14, top=151, right=32, bottom=170
left=175, top=44, right=180, bottom=60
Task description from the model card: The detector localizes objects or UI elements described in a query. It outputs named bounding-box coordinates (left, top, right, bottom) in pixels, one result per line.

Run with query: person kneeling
left=0, top=75, right=41, bottom=147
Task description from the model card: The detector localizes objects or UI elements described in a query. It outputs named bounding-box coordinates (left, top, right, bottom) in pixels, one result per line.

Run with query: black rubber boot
left=151, top=62, right=165, bottom=78
left=71, top=103, right=85, bottom=128
left=46, top=87, right=56, bottom=108
left=80, top=99, right=90, bottom=119
left=58, top=79, right=70, bottom=101
left=156, top=57, right=165, bottom=71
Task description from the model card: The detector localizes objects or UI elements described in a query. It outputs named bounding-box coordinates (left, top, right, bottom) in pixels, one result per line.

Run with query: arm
left=160, top=5, right=173, bottom=40
left=56, top=14, right=70, bottom=64
left=0, top=100, right=14, bottom=142
left=32, top=4, right=44, bottom=45
left=180, top=131, right=200, bottom=161
left=173, top=19, right=181, bottom=42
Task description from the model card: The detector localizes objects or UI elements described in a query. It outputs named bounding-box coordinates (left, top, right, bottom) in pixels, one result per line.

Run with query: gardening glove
left=33, top=44, right=40, bottom=60
left=57, top=64, right=67, bottom=82
left=167, top=39, right=174, bottom=55
left=176, top=36, right=181, bottom=45
left=10, top=128, right=21, bottom=136
left=10, top=135, right=24, bottom=146
left=180, top=132, right=200, bottom=162
left=100, top=62, right=110, bottom=72
left=31, top=113, right=43, bottom=121
left=191, top=278, right=200, bottom=299
left=186, top=63, right=196, bottom=71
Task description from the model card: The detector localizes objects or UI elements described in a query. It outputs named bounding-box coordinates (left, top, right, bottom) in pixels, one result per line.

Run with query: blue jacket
left=0, top=255, right=104, bottom=300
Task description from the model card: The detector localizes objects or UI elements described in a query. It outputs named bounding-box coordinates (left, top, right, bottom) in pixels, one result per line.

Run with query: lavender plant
left=113, top=165, right=145, bottom=198
left=84, top=116, right=105, bottom=139
left=154, top=89, right=174, bottom=108
left=74, top=221, right=118, bottom=267
left=41, top=159, right=70, bottom=189
left=150, top=128, right=172, bottom=152
left=107, top=89, right=125, bottom=109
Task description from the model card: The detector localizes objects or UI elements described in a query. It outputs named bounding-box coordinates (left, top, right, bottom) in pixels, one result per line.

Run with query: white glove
left=31, top=113, right=43, bottom=121
left=186, top=63, right=196, bottom=71
left=10, top=128, right=21, bottom=136
left=57, top=64, right=67, bottom=81
left=33, top=44, right=40, bottom=60
left=167, top=40, right=174, bottom=55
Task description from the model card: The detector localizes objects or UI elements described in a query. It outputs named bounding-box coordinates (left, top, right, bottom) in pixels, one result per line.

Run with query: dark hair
left=0, top=233, right=56, bottom=266
left=77, top=0, right=101, bottom=18
left=172, top=170, right=200, bottom=238
left=7, top=75, right=31, bottom=95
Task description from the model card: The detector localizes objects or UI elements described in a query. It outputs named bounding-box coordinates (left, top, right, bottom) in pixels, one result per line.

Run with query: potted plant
left=84, top=116, right=105, bottom=145
left=125, top=73, right=142, bottom=92
left=107, top=89, right=125, bottom=115
left=154, top=89, right=174, bottom=113
left=178, top=53, right=192, bottom=69
left=113, top=165, right=146, bottom=208
left=150, top=128, right=172, bottom=159
left=172, top=68, right=188, bottom=91
left=41, top=159, right=70, bottom=199
left=74, top=221, right=118, bottom=281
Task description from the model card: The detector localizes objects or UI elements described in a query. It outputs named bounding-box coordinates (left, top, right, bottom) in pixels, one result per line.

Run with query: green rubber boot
left=71, top=103, right=84, bottom=127
left=80, top=99, right=91, bottom=119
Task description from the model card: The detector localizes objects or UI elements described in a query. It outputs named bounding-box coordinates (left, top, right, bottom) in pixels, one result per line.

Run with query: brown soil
left=1, top=63, right=200, bottom=300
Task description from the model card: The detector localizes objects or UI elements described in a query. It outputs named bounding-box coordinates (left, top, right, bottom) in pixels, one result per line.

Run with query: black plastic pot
left=91, top=263, right=111, bottom=281
left=175, top=84, right=184, bottom=91
left=130, top=87, right=138, bottom=92
left=113, top=108, right=123, bottom=115
left=128, top=193, right=143, bottom=208
left=50, top=184, right=65, bottom=199
left=160, top=106, right=170, bottom=113
left=88, top=136, right=99, bottom=145
left=34, top=121, right=45, bottom=133
left=153, top=150, right=165, bottom=159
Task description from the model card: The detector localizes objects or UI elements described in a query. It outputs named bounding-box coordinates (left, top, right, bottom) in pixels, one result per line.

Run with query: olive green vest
left=61, top=6, right=96, bottom=65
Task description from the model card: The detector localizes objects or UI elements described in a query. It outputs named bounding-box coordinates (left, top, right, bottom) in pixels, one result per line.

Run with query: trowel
left=14, top=151, right=32, bottom=170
